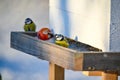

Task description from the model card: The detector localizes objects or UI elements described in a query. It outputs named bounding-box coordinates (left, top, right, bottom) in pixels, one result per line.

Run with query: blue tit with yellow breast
left=55, top=34, right=69, bottom=48
left=24, top=18, right=36, bottom=32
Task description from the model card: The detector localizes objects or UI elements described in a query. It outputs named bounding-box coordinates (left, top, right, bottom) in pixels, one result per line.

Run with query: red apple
left=38, top=28, right=51, bottom=40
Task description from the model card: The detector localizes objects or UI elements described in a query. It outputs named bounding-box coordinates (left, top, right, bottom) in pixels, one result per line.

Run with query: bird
left=55, top=34, right=69, bottom=48
left=24, top=18, right=36, bottom=32
left=37, top=27, right=53, bottom=40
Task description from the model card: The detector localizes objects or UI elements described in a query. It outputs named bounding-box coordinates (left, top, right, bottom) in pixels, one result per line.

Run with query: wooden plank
left=11, top=32, right=75, bottom=70
left=82, top=71, right=119, bottom=77
left=11, top=32, right=101, bottom=70
left=74, top=53, right=83, bottom=70
left=82, top=53, right=120, bottom=71
left=82, top=71, right=102, bottom=76
left=102, top=71, right=118, bottom=80
left=49, top=63, right=64, bottom=80
left=67, top=38, right=102, bottom=51
left=11, top=32, right=120, bottom=73
left=22, top=32, right=102, bottom=51
left=74, top=52, right=120, bottom=71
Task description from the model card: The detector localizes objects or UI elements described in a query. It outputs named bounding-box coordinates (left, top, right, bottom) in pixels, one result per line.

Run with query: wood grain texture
left=49, top=63, right=64, bottom=80
left=11, top=32, right=75, bottom=70
left=82, top=71, right=102, bottom=76
left=11, top=32, right=120, bottom=73
left=82, top=52, right=120, bottom=71
left=102, top=72, right=118, bottom=80
left=74, top=53, right=83, bottom=70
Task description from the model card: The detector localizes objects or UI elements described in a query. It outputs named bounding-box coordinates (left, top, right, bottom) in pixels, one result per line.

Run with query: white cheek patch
left=56, top=37, right=62, bottom=41
left=26, top=21, right=31, bottom=24
left=43, top=30, right=49, bottom=34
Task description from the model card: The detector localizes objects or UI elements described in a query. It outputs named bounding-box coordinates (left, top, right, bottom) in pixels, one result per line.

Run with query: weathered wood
left=11, top=32, right=100, bottom=70
left=11, top=32, right=120, bottom=72
left=20, top=32, right=102, bottom=51
left=11, top=32, right=75, bottom=70
left=67, top=38, right=102, bottom=51
left=81, top=52, right=120, bottom=71
left=102, top=72, right=118, bottom=80
left=49, top=63, right=64, bottom=80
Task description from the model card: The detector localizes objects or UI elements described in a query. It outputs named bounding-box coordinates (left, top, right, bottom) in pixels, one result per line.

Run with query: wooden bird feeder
left=11, top=32, right=120, bottom=80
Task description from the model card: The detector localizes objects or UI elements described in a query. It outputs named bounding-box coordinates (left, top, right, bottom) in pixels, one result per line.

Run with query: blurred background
left=0, top=0, right=50, bottom=80
left=1, top=0, right=118, bottom=80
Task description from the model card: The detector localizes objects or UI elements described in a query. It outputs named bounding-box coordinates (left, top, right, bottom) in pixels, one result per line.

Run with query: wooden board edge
left=102, top=72, right=118, bottom=80
left=74, top=53, right=84, bottom=70
left=82, top=71, right=120, bottom=76
left=82, top=71, right=102, bottom=76
left=49, top=62, right=65, bottom=80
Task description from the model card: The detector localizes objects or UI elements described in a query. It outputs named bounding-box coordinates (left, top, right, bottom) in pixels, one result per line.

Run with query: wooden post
left=102, top=72, right=118, bottom=80
left=49, top=62, right=64, bottom=80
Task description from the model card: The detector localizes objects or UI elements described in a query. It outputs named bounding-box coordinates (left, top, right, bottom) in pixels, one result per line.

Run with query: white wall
left=50, top=0, right=110, bottom=51
left=110, top=0, right=120, bottom=51
left=0, top=0, right=49, bottom=32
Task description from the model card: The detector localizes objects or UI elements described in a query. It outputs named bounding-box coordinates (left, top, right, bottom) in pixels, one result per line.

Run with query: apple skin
left=37, top=28, right=51, bottom=40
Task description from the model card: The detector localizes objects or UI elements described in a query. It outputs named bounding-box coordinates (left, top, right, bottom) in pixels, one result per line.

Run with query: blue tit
left=24, top=18, right=36, bottom=32
left=55, top=34, right=69, bottom=48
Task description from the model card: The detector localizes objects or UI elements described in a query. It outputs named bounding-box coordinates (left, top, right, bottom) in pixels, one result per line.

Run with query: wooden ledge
left=11, top=32, right=120, bottom=73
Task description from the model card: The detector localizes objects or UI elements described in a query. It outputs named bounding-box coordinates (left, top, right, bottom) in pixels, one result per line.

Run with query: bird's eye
left=55, top=35, right=58, bottom=38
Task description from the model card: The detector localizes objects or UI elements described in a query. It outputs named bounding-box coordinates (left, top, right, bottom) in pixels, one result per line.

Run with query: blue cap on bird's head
left=55, top=34, right=64, bottom=41
left=25, top=18, right=32, bottom=24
